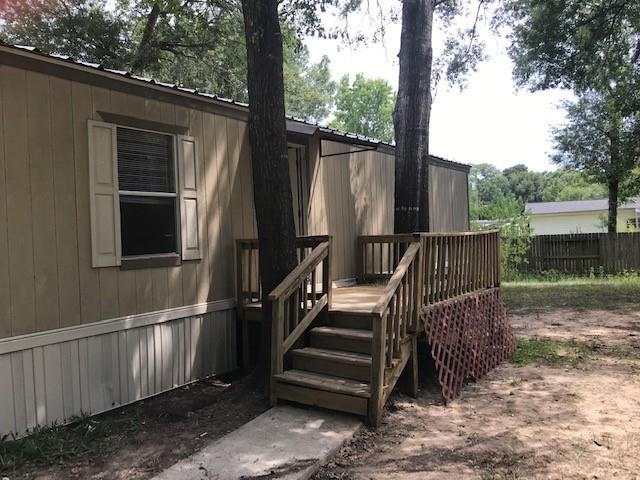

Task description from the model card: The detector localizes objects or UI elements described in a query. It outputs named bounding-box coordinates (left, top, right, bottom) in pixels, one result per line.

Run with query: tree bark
left=607, top=177, right=619, bottom=233
left=394, top=0, right=434, bottom=233
left=606, top=116, right=622, bottom=233
left=241, top=0, right=298, bottom=388
left=131, top=2, right=161, bottom=73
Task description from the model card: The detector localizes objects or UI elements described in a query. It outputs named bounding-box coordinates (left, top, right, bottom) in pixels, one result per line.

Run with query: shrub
left=499, top=215, right=532, bottom=281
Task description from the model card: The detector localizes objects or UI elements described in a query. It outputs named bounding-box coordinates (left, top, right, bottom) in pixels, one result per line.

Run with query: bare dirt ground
left=314, top=305, right=640, bottom=480
left=0, top=375, right=268, bottom=480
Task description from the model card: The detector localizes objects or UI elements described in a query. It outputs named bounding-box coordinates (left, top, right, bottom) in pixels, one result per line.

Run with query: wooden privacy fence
left=525, top=233, right=640, bottom=274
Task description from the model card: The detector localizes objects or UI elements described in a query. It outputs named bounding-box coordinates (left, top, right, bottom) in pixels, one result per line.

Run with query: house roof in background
left=526, top=198, right=640, bottom=215
left=0, top=43, right=472, bottom=171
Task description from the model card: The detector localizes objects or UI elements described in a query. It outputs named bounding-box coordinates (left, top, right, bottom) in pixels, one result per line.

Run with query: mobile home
left=0, top=44, right=470, bottom=436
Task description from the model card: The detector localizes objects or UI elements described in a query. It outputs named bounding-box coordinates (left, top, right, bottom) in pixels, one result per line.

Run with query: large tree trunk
left=394, top=0, right=434, bottom=233
left=607, top=177, right=619, bottom=233
left=241, top=0, right=298, bottom=387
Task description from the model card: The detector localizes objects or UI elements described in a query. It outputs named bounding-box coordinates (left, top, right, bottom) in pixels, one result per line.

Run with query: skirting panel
left=0, top=309, right=237, bottom=438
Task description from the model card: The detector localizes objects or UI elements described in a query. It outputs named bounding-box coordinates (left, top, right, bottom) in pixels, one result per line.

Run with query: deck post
left=368, top=312, right=387, bottom=427
left=412, top=234, right=425, bottom=331
left=236, top=240, right=250, bottom=369
left=357, top=236, right=364, bottom=283
left=323, top=236, right=333, bottom=308
left=400, top=335, right=419, bottom=398
left=270, top=298, right=284, bottom=407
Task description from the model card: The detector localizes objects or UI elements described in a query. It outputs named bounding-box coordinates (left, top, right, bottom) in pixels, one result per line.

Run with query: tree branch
left=131, top=2, right=162, bottom=73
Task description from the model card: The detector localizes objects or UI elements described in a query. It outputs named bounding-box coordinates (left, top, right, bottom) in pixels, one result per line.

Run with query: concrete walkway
left=152, top=405, right=362, bottom=480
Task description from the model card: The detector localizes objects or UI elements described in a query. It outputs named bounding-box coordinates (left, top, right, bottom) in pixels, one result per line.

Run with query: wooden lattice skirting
left=421, top=287, right=516, bottom=403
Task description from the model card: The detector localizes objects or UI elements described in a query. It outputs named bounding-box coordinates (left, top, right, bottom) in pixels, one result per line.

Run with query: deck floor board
left=244, top=284, right=386, bottom=315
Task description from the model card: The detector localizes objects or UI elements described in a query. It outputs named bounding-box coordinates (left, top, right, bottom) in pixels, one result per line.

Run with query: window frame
left=115, top=124, right=182, bottom=261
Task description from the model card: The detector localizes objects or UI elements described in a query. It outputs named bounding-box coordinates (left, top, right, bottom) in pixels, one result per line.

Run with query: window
left=627, top=218, right=639, bottom=231
left=116, top=127, right=178, bottom=257
left=88, top=120, right=201, bottom=268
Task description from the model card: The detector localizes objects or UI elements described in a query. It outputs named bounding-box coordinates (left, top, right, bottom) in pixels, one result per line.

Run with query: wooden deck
left=242, top=284, right=386, bottom=318
left=236, top=232, right=502, bottom=426
left=330, top=284, right=385, bottom=313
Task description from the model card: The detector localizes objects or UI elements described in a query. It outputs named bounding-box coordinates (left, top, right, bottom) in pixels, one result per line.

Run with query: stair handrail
left=268, top=239, right=332, bottom=405
left=369, top=240, right=423, bottom=425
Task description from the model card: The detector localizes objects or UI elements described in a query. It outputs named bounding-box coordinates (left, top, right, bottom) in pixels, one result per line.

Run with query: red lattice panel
left=421, top=288, right=515, bottom=404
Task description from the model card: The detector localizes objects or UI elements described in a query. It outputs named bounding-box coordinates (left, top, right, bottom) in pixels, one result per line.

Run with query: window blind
left=117, top=127, right=175, bottom=193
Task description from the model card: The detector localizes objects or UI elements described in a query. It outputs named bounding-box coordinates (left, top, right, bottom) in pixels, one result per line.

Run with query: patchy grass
left=481, top=474, right=522, bottom=480
left=0, top=412, right=142, bottom=472
left=511, top=338, right=640, bottom=368
left=502, top=276, right=640, bottom=311
left=510, top=338, right=590, bottom=367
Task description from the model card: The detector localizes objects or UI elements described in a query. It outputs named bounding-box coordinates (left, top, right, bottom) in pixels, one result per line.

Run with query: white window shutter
left=88, top=120, right=121, bottom=268
left=177, top=135, right=202, bottom=260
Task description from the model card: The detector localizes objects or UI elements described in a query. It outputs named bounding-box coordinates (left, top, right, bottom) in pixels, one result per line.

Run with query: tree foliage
left=501, top=0, right=640, bottom=97
left=283, top=46, right=336, bottom=122
left=499, top=0, right=640, bottom=230
left=552, top=93, right=640, bottom=187
left=469, top=163, right=610, bottom=221
left=330, top=74, right=395, bottom=142
left=551, top=90, right=640, bottom=230
left=0, top=0, right=131, bottom=68
left=0, top=0, right=337, bottom=121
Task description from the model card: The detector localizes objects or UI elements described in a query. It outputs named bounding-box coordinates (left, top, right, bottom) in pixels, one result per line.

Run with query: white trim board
left=0, top=298, right=236, bottom=355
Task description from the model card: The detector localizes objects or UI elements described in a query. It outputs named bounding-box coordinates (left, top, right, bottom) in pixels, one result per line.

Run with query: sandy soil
left=314, top=308, right=640, bottom=480
left=511, top=307, right=640, bottom=347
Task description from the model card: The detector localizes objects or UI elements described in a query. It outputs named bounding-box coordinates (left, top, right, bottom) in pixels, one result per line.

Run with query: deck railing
left=358, top=234, right=416, bottom=282
left=417, top=231, right=501, bottom=305
left=268, top=240, right=332, bottom=405
left=363, top=230, right=500, bottom=425
left=236, top=235, right=331, bottom=308
left=358, top=231, right=501, bottom=304
left=369, top=240, right=423, bottom=424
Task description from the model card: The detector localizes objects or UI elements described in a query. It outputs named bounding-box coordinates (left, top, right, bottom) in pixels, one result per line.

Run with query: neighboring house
left=526, top=198, right=640, bottom=235
left=0, top=44, right=471, bottom=437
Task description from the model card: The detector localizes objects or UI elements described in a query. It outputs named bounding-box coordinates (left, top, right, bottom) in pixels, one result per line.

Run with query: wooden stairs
left=272, top=309, right=411, bottom=423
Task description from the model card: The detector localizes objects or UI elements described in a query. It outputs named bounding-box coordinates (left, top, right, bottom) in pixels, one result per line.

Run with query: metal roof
left=3, top=44, right=389, bottom=147
left=526, top=198, right=640, bottom=215
left=0, top=43, right=472, bottom=170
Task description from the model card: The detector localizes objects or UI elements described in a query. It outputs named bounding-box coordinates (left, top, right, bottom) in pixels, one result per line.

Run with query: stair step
left=325, top=311, right=374, bottom=330
left=274, top=369, right=370, bottom=398
left=310, top=326, right=373, bottom=354
left=290, top=347, right=372, bottom=382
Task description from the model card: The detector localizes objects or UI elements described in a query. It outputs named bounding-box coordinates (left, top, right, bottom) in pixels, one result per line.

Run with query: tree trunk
left=393, top=0, right=434, bottom=233
left=607, top=177, right=619, bottom=233
left=131, top=2, right=161, bottom=72
left=606, top=116, right=622, bottom=233
left=241, top=0, right=298, bottom=388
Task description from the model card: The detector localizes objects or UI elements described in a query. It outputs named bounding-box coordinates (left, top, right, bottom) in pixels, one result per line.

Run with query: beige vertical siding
left=0, top=61, right=469, bottom=339
left=308, top=140, right=395, bottom=281
left=0, top=64, right=256, bottom=339
left=0, top=308, right=236, bottom=437
left=429, top=164, right=470, bottom=232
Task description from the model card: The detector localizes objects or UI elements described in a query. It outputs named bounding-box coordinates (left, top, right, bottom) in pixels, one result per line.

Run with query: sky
left=305, top=9, right=573, bottom=172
